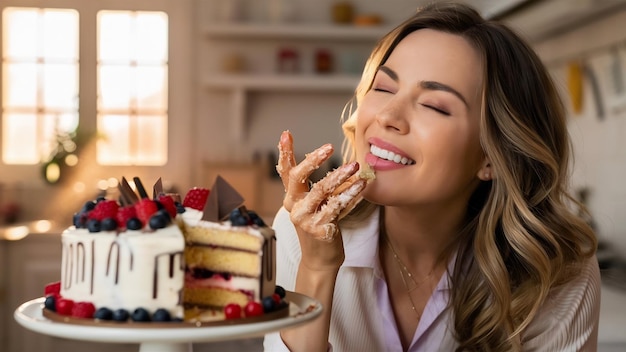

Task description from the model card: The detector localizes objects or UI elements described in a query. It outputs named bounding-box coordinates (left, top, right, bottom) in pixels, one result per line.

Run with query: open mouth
left=370, top=145, right=415, bottom=165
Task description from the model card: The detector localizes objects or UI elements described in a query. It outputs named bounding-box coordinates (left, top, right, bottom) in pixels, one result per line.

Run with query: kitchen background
left=1, top=0, right=626, bottom=351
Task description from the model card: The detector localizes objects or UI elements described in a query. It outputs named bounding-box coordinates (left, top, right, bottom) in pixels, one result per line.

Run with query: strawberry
left=71, top=301, right=96, bottom=319
left=116, top=205, right=137, bottom=229
left=135, top=199, right=159, bottom=225
left=56, top=298, right=74, bottom=316
left=182, top=188, right=210, bottom=211
left=157, top=194, right=177, bottom=218
left=44, top=281, right=61, bottom=296
left=88, top=200, right=119, bottom=221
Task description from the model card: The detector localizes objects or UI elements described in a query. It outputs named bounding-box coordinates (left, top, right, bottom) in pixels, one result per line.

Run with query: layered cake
left=43, top=176, right=284, bottom=324
left=180, top=176, right=277, bottom=321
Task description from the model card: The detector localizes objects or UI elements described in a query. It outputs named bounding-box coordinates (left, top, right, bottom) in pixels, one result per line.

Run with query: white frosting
left=60, top=224, right=185, bottom=318
left=180, top=208, right=264, bottom=239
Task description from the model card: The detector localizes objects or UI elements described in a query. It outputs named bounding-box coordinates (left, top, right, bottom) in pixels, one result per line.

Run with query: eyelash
left=421, top=104, right=450, bottom=116
left=372, top=86, right=450, bottom=116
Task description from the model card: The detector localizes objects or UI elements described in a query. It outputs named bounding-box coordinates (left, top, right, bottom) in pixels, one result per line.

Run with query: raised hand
left=276, top=130, right=368, bottom=242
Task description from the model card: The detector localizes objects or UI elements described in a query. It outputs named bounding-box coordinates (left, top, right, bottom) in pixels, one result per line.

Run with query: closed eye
left=373, top=87, right=392, bottom=93
left=422, top=104, right=450, bottom=116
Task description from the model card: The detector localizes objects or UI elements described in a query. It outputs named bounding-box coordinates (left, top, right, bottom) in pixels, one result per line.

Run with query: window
left=1, top=7, right=79, bottom=164
left=1, top=7, right=169, bottom=166
left=97, top=10, right=169, bottom=165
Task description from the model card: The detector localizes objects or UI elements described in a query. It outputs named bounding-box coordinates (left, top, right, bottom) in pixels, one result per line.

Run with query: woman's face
left=355, top=29, right=486, bottom=208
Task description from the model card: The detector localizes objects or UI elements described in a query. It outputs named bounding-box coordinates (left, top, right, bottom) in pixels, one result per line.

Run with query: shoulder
left=522, top=256, right=601, bottom=350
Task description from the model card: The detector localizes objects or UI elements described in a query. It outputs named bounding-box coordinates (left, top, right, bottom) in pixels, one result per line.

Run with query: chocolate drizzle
left=106, top=241, right=120, bottom=284
left=77, top=242, right=85, bottom=283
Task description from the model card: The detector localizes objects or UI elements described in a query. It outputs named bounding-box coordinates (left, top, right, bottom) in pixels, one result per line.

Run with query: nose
left=375, top=95, right=410, bottom=134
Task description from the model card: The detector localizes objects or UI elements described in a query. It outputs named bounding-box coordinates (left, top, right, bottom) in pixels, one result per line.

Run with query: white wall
left=530, top=10, right=626, bottom=256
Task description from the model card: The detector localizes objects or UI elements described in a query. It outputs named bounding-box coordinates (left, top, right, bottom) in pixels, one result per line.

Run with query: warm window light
left=1, top=7, right=79, bottom=164
left=97, top=10, right=169, bottom=165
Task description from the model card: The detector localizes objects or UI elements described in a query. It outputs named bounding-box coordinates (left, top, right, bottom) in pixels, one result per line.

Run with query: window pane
left=3, top=63, right=38, bottom=108
left=2, top=8, right=38, bottom=59
left=98, top=12, right=132, bottom=62
left=97, top=10, right=168, bottom=166
left=2, top=7, right=78, bottom=165
left=135, top=115, right=167, bottom=164
left=99, top=65, right=132, bottom=110
left=136, top=66, right=167, bottom=110
left=42, top=9, right=79, bottom=60
left=136, top=12, right=168, bottom=63
left=2, top=113, right=38, bottom=164
left=97, top=114, right=131, bottom=164
left=43, top=63, right=78, bottom=109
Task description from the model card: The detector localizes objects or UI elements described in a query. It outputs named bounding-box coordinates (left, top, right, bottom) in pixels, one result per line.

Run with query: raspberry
left=88, top=200, right=119, bottom=221
left=44, top=281, right=61, bottom=296
left=182, top=188, right=210, bottom=211
left=56, top=298, right=74, bottom=316
left=135, top=199, right=159, bottom=226
left=157, top=194, right=177, bottom=218
left=224, top=303, right=242, bottom=319
left=72, top=302, right=96, bottom=318
left=116, top=205, right=137, bottom=229
left=244, top=301, right=264, bottom=317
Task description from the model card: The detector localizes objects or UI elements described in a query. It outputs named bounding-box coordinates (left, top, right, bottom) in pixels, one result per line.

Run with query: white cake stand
left=14, top=292, right=322, bottom=352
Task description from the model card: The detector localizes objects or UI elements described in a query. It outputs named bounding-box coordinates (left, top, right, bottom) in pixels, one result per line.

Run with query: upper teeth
left=370, top=145, right=414, bottom=165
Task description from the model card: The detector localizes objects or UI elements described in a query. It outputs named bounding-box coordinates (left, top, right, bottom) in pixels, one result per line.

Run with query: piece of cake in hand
left=180, top=176, right=278, bottom=322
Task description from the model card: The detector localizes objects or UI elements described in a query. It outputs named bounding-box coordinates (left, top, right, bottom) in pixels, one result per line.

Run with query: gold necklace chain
left=383, top=230, right=435, bottom=320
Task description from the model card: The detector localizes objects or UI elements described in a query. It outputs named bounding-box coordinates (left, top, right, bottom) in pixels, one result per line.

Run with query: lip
left=365, top=137, right=414, bottom=171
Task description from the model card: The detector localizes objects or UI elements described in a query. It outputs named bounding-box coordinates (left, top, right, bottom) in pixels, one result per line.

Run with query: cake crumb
left=358, top=164, right=376, bottom=182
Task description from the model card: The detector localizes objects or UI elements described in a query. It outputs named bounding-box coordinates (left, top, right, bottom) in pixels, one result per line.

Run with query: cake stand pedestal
left=14, top=292, right=322, bottom=352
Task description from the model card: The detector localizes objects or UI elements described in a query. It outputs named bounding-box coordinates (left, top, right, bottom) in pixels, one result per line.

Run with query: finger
left=292, top=179, right=367, bottom=242
left=328, top=179, right=368, bottom=220
left=276, top=130, right=296, bottom=191
left=304, top=162, right=359, bottom=214
left=287, top=143, right=334, bottom=195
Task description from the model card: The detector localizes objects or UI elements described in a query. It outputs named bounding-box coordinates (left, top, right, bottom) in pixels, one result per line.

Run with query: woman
left=264, top=2, right=600, bottom=351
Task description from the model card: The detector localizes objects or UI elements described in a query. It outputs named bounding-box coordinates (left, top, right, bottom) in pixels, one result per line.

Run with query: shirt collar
left=341, top=206, right=459, bottom=293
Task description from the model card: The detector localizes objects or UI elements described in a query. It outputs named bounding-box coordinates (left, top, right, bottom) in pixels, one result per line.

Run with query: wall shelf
left=203, top=74, right=359, bottom=142
left=203, top=74, right=360, bottom=92
left=203, top=23, right=392, bottom=41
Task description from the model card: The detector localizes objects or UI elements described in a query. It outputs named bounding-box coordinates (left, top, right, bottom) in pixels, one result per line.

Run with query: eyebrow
left=377, top=65, right=469, bottom=107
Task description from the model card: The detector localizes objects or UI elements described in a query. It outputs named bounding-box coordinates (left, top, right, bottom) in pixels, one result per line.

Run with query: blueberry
left=131, top=308, right=151, bottom=322
left=262, top=296, right=276, bottom=313
left=94, top=307, right=113, bottom=320
left=152, top=308, right=171, bottom=322
left=87, top=219, right=101, bottom=233
left=44, top=295, right=56, bottom=311
left=126, top=218, right=142, bottom=230
left=248, top=211, right=265, bottom=226
left=96, top=196, right=106, bottom=203
left=230, top=214, right=248, bottom=226
left=82, top=201, right=96, bottom=212
left=157, top=209, right=171, bottom=221
left=149, top=214, right=168, bottom=229
left=175, top=203, right=185, bottom=214
left=101, top=218, right=118, bottom=231
left=73, top=212, right=86, bottom=228
left=274, top=285, right=286, bottom=299
left=112, top=309, right=129, bottom=322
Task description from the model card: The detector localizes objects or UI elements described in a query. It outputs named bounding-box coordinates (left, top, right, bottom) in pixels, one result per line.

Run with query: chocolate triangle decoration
left=153, top=178, right=163, bottom=199
left=119, top=177, right=139, bottom=205
left=202, top=175, right=245, bottom=222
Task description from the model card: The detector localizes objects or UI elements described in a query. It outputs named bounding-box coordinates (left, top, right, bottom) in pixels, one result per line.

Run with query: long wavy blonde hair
left=340, top=2, right=597, bottom=351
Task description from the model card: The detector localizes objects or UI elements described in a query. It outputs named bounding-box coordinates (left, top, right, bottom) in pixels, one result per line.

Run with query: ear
left=476, top=158, right=493, bottom=181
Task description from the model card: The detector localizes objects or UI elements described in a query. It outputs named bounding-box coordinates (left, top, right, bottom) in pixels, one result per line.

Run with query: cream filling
left=370, top=145, right=415, bottom=165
